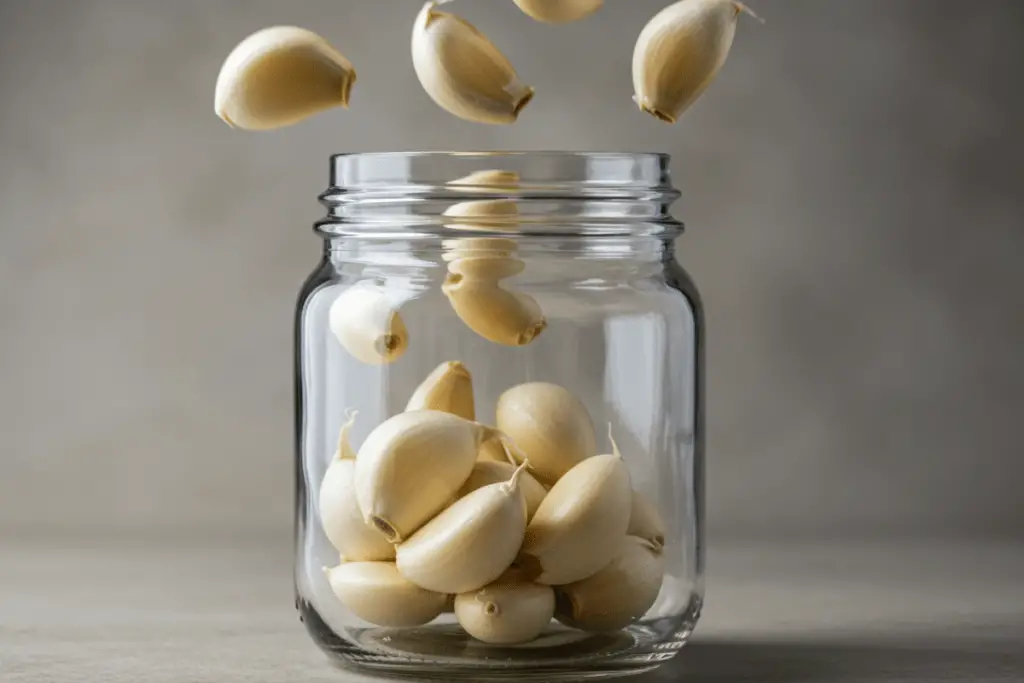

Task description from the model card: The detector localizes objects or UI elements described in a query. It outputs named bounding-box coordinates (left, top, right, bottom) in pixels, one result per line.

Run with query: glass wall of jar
left=294, top=152, right=704, bottom=680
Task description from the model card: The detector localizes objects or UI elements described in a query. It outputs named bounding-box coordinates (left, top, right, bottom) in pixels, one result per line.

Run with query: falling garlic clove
left=395, top=463, right=529, bottom=594
left=354, top=410, right=500, bottom=543
left=555, top=536, right=664, bottom=632
left=519, top=451, right=632, bottom=585
left=627, top=491, right=667, bottom=553
left=513, top=0, right=604, bottom=24
left=324, top=562, right=449, bottom=627
left=495, top=382, right=597, bottom=485
left=458, top=460, right=547, bottom=521
left=632, top=0, right=759, bottom=124
left=214, top=26, right=356, bottom=130
left=328, top=284, right=408, bottom=365
left=411, top=2, right=535, bottom=124
left=454, top=570, right=555, bottom=644
left=406, top=360, right=476, bottom=421
left=443, top=277, right=546, bottom=346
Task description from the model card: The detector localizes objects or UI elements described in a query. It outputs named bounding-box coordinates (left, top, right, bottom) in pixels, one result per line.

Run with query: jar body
left=294, top=153, right=703, bottom=680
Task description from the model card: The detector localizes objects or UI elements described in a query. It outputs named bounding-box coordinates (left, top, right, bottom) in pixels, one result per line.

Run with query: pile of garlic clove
left=213, top=0, right=759, bottom=130
left=319, top=361, right=667, bottom=644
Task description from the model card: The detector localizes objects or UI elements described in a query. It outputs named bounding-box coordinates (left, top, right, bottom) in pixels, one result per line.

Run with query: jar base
left=299, top=596, right=702, bottom=681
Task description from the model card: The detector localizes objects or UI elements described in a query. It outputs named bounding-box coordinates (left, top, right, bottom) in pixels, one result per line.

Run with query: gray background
left=1, top=0, right=1022, bottom=541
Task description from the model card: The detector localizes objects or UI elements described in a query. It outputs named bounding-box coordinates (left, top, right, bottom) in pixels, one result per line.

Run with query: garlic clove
left=454, top=570, right=555, bottom=644
left=406, top=360, right=476, bottom=421
left=215, top=26, right=356, bottom=131
left=411, top=2, right=535, bottom=124
left=632, top=0, right=759, bottom=124
left=354, top=410, right=495, bottom=543
left=449, top=169, right=521, bottom=191
left=324, top=562, right=448, bottom=627
left=519, top=452, right=632, bottom=585
left=443, top=277, right=546, bottom=346
left=319, top=458, right=396, bottom=562
left=554, top=536, right=664, bottom=632
left=627, top=490, right=667, bottom=553
left=458, top=460, right=547, bottom=521
left=513, top=0, right=604, bottom=24
left=396, top=463, right=529, bottom=594
left=328, top=284, right=408, bottom=365
left=495, top=382, right=597, bottom=485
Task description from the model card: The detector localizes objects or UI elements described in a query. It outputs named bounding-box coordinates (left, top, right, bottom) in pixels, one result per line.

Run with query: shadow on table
left=666, top=636, right=1024, bottom=683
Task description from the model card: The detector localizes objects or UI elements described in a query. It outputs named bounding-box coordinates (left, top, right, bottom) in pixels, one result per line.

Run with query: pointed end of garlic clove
left=734, top=3, right=765, bottom=24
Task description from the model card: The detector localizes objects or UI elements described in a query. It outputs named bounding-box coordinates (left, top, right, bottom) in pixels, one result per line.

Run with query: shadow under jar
left=294, top=151, right=704, bottom=681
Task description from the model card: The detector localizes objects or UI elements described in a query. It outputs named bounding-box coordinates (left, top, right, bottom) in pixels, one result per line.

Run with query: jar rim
left=328, top=150, right=673, bottom=192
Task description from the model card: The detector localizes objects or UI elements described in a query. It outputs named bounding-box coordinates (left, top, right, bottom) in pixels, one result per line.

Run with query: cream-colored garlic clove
left=324, top=562, right=448, bottom=627
left=443, top=277, right=546, bottom=346
left=396, top=464, right=529, bottom=594
left=215, top=26, right=356, bottom=131
left=328, top=284, right=408, bottom=365
left=449, top=169, right=521, bottom=191
left=319, top=415, right=396, bottom=562
left=458, top=460, right=547, bottom=521
left=554, top=536, right=664, bottom=632
left=406, top=360, right=476, bottom=421
left=632, top=0, right=759, bottom=124
left=354, top=410, right=499, bottom=543
left=443, top=198, right=523, bottom=282
left=411, top=2, right=535, bottom=124
left=519, top=452, right=632, bottom=585
left=320, top=459, right=396, bottom=562
left=627, top=491, right=667, bottom=553
left=454, top=570, right=555, bottom=644
left=446, top=254, right=526, bottom=281
left=495, top=382, right=596, bottom=485
left=513, top=0, right=604, bottom=24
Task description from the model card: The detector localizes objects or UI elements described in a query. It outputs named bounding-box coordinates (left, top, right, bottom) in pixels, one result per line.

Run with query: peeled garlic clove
left=324, top=562, right=448, bottom=627
left=449, top=169, right=521, bottom=191
left=411, top=2, right=535, bottom=124
left=513, top=0, right=604, bottom=24
left=458, top=460, right=546, bottom=521
left=319, top=458, right=396, bottom=562
left=495, top=382, right=596, bottom=485
left=443, top=277, right=546, bottom=346
left=455, top=571, right=555, bottom=644
left=396, top=464, right=529, bottom=594
left=627, top=491, right=667, bottom=552
left=354, top=410, right=494, bottom=542
left=632, top=0, right=758, bottom=123
left=406, top=361, right=476, bottom=421
left=328, top=284, right=408, bottom=365
left=215, top=26, right=356, bottom=130
left=520, top=452, right=632, bottom=585
left=555, top=536, right=664, bottom=632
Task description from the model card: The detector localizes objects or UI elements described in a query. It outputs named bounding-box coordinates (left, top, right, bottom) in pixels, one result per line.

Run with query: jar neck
left=314, top=151, right=683, bottom=241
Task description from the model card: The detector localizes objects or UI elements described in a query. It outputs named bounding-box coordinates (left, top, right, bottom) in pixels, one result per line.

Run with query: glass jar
left=294, top=152, right=704, bottom=680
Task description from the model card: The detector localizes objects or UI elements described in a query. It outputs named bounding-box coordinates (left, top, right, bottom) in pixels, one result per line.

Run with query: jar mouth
left=320, top=151, right=681, bottom=238
left=328, top=151, right=672, bottom=191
